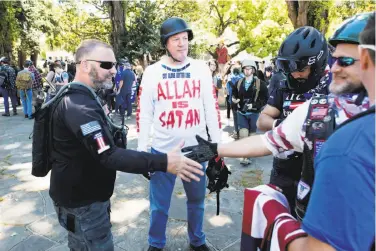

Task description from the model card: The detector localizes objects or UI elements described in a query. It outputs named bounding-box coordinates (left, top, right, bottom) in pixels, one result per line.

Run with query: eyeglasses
left=76, top=60, right=116, bottom=70
left=275, top=58, right=308, bottom=73
left=359, top=44, right=376, bottom=51
left=332, top=57, right=359, bottom=67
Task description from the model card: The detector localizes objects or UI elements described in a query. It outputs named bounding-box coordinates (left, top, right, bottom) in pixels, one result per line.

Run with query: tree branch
left=230, top=47, right=243, bottom=58
left=227, top=41, right=239, bottom=47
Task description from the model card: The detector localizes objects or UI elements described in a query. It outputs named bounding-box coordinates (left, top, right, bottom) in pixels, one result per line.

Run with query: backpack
left=16, top=71, right=33, bottom=89
left=60, top=71, right=74, bottom=83
left=0, top=70, right=8, bottom=88
left=236, top=77, right=261, bottom=103
left=31, top=82, right=128, bottom=177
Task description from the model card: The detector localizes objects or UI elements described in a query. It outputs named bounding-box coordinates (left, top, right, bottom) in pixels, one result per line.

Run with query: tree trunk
left=285, top=0, right=329, bottom=34
left=0, top=2, right=14, bottom=60
left=30, top=53, right=38, bottom=67
left=107, top=1, right=127, bottom=56
left=17, top=50, right=26, bottom=69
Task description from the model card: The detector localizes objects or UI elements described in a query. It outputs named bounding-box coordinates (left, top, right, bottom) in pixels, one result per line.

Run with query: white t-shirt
left=262, top=94, right=369, bottom=158
left=137, top=57, right=222, bottom=153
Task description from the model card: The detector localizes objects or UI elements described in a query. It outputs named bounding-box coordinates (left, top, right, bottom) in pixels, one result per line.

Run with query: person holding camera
left=231, top=59, right=268, bottom=165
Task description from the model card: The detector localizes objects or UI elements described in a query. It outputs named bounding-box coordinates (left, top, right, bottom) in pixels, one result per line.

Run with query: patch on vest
left=297, top=181, right=310, bottom=200
left=310, top=107, right=328, bottom=119
left=314, top=139, right=325, bottom=157
left=80, top=121, right=102, bottom=136
left=94, top=132, right=110, bottom=154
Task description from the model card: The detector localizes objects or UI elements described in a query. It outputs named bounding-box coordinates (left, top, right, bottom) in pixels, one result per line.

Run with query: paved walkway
left=0, top=97, right=273, bottom=251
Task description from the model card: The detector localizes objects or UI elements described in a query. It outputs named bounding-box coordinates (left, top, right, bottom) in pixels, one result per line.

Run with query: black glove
left=181, top=135, right=218, bottom=163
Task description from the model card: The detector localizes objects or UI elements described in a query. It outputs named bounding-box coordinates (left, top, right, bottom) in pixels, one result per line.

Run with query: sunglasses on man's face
left=76, top=60, right=116, bottom=70
left=332, top=57, right=359, bottom=67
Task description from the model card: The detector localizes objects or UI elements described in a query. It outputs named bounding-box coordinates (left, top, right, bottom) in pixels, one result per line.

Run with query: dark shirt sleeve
left=267, top=82, right=284, bottom=112
left=62, top=94, right=167, bottom=174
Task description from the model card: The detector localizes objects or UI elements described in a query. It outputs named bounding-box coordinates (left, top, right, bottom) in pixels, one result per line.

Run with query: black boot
left=2, top=113, right=10, bottom=117
left=13, top=107, right=17, bottom=115
left=190, top=244, right=210, bottom=251
left=147, top=246, right=163, bottom=251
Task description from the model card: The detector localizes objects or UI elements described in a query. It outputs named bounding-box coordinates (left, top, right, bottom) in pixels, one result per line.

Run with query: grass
left=240, top=169, right=263, bottom=188
left=0, top=154, right=12, bottom=166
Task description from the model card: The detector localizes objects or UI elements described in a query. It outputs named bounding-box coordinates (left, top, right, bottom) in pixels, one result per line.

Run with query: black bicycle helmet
left=160, top=17, right=193, bottom=47
left=276, top=26, right=328, bottom=93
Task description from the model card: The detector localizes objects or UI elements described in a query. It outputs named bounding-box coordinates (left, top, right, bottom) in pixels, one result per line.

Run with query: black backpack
left=0, top=70, right=9, bottom=88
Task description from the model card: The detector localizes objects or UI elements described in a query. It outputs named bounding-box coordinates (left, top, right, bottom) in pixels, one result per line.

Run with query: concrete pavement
left=0, top=98, right=273, bottom=251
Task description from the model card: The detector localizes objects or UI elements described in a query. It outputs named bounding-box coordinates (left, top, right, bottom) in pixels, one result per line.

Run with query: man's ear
left=81, top=61, right=90, bottom=73
left=359, top=47, right=369, bottom=71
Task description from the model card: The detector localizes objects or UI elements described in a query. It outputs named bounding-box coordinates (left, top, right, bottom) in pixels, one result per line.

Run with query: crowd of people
left=0, top=10, right=374, bottom=251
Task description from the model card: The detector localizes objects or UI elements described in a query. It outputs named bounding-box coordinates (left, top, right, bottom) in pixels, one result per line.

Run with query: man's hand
left=247, top=103, right=253, bottom=110
left=167, top=141, right=204, bottom=182
left=181, top=135, right=218, bottom=163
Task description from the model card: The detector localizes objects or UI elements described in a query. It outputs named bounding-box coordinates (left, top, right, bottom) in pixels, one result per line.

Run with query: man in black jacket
left=232, top=59, right=268, bottom=165
left=50, top=39, right=204, bottom=251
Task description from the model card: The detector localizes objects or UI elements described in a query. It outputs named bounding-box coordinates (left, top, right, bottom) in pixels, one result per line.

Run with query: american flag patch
left=94, top=132, right=110, bottom=154
left=311, top=107, right=328, bottom=118
left=80, top=121, right=102, bottom=136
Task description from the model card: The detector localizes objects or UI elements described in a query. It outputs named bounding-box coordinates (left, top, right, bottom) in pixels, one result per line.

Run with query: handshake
left=181, top=135, right=219, bottom=163
left=161, top=136, right=219, bottom=183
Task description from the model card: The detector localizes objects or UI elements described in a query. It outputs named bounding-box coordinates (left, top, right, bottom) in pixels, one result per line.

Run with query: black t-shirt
left=49, top=85, right=167, bottom=207
left=267, top=78, right=329, bottom=120
left=267, top=71, right=286, bottom=95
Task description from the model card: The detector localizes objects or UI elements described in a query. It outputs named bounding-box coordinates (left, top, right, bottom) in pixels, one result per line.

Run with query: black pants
left=226, top=96, right=231, bottom=119
left=269, top=154, right=303, bottom=216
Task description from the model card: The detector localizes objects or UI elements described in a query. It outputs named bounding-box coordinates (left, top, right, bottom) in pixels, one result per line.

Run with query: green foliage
left=327, top=0, right=376, bottom=38
left=1, top=0, right=373, bottom=65
left=234, top=0, right=293, bottom=57
left=46, top=1, right=110, bottom=53
left=307, top=0, right=333, bottom=34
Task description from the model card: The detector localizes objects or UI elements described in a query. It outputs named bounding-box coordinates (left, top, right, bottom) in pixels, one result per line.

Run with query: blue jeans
left=54, top=200, right=113, bottom=251
left=149, top=148, right=206, bottom=248
left=0, top=87, right=17, bottom=114
left=237, top=112, right=260, bottom=133
left=19, top=89, right=33, bottom=118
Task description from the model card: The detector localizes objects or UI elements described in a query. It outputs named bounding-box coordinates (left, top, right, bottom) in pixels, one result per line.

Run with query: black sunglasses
left=332, top=57, right=359, bottom=67
left=76, top=60, right=116, bottom=70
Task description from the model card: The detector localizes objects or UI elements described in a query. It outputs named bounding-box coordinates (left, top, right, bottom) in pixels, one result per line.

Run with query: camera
left=241, top=99, right=251, bottom=113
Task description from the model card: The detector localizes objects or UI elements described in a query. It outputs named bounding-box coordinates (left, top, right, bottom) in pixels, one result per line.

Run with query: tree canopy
left=0, top=0, right=374, bottom=67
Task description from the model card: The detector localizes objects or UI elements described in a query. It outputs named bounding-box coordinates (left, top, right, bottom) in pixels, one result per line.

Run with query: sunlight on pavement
left=3, top=142, right=22, bottom=150
left=208, top=213, right=233, bottom=227
left=110, top=198, right=149, bottom=223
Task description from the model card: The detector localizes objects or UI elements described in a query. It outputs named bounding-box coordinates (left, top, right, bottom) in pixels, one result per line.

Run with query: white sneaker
left=127, top=116, right=131, bottom=120
left=240, top=158, right=251, bottom=165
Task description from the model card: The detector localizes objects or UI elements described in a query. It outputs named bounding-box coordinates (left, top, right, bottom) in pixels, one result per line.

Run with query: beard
left=89, top=67, right=113, bottom=90
left=329, top=79, right=363, bottom=95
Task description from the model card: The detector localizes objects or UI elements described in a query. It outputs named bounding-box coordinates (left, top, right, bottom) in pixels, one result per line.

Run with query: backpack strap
left=237, top=78, right=243, bottom=91
left=253, top=78, right=261, bottom=103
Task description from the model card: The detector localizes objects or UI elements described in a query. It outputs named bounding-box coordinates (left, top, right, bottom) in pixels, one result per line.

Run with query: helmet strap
left=166, top=47, right=183, bottom=63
